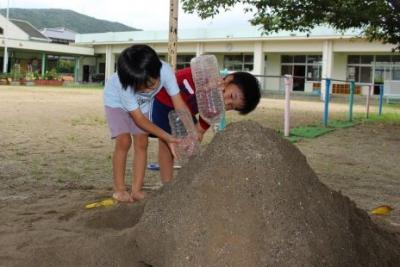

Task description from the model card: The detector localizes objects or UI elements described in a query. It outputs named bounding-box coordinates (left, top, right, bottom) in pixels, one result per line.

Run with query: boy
left=152, top=67, right=261, bottom=183
left=103, top=44, right=190, bottom=202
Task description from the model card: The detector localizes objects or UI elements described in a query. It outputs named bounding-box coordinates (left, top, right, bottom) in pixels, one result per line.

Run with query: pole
left=168, top=0, right=178, bottom=70
left=323, top=79, right=331, bottom=127
left=378, top=84, right=384, bottom=116
left=348, top=81, right=355, bottom=122
left=366, top=85, right=371, bottom=119
left=219, top=69, right=229, bottom=130
left=41, top=53, right=46, bottom=79
left=3, top=0, right=10, bottom=73
left=284, top=75, right=293, bottom=137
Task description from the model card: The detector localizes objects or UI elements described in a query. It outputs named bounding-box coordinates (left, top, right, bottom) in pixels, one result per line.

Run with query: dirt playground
left=0, top=86, right=399, bottom=266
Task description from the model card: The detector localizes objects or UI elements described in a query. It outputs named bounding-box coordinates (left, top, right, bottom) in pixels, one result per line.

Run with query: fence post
left=349, top=81, right=355, bottom=122
left=219, top=69, right=229, bottom=130
left=379, top=84, right=384, bottom=116
left=284, top=75, right=293, bottom=137
left=323, top=79, right=331, bottom=127
left=366, top=84, right=372, bottom=118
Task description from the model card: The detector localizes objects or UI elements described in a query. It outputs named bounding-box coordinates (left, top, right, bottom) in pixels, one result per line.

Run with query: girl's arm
left=129, top=109, right=178, bottom=158
left=170, top=92, right=191, bottom=113
left=170, top=93, right=199, bottom=138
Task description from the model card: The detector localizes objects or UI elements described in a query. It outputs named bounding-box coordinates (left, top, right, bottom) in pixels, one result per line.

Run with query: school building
left=1, top=10, right=399, bottom=97
left=0, top=14, right=93, bottom=81
left=75, top=26, right=400, bottom=97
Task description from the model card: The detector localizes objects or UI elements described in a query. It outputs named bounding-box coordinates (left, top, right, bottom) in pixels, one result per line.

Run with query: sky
left=0, top=0, right=255, bottom=31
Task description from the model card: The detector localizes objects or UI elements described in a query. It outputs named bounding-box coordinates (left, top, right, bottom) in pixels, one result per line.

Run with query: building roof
left=10, top=19, right=49, bottom=41
left=75, top=26, right=363, bottom=45
left=41, top=27, right=76, bottom=42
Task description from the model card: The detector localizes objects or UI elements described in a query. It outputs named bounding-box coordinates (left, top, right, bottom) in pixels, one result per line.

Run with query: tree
left=182, top=0, right=400, bottom=49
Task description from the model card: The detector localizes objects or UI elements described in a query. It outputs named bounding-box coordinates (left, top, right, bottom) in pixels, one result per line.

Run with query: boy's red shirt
left=155, top=67, right=210, bottom=130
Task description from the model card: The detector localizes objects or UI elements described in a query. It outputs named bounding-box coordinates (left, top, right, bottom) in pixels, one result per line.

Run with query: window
left=347, top=66, right=356, bottom=81
left=347, top=55, right=400, bottom=82
left=281, top=55, right=293, bottom=64
left=307, top=55, right=322, bottom=64
left=176, top=55, right=195, bottom=69
left=348, top=55, right=360, bottom=64
left=99, top=63, right=105, bottom=74
left=158, top=54, right=166, bottom=61
left=347, top=55, right=373, bottom=83
left=281, top=65, right=293, bottom=76
left=307, top=65, right=322, bottom=81
left=393, top=66, right=400, bottom=80
left=361, top=56, right=373, bottom=64
left=293, top=55, right=306, bottom=63
left=360, top=67, right=372, bottom=83
left=0, top=27, right=3, bottom=35
left=243, top=55, right=254, bottom=71
left=223, top=54, right=254, bottom=71
left=390, top=56, right=400, bottom=80
left=393, top=56, right=400, bottom=65
left=281, top=55, right=322, bottom=81
left=375, top=55, right=391, bottom=64
left=348, top=55, right=373, bottom=65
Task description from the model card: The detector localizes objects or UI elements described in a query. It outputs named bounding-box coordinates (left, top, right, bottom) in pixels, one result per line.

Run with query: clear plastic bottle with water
left=168, top=109, right=200, bottom=162
left=191, top=55, right=225, bottom=131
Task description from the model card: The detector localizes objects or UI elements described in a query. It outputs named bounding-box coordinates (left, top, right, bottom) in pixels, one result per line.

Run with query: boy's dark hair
left=228, top=72, right=261, bottom=115
left=117, top=44, right=162, bottom=91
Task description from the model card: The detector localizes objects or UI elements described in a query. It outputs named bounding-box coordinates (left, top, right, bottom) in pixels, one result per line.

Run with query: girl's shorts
left=105, top=106, right=149, bottom=138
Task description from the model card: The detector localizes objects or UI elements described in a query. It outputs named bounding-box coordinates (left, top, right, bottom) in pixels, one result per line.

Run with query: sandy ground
left=0, top=86, right=399, bottom=265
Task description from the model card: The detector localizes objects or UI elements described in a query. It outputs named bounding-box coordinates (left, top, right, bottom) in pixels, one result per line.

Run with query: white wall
left=0, top=15, right=29, bottom=41
left=333, top=39, right=396, bottom=52
left=264, top=53, right=281, bottom=91
left=332, top=53, right=347, bottom=81
left=263, top=40, right=323, bottom=53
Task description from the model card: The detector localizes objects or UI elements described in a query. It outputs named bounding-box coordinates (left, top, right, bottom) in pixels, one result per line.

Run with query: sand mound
left=23, top=121, right=399, bottom=266
left=132, top=121, right=400, bottom=266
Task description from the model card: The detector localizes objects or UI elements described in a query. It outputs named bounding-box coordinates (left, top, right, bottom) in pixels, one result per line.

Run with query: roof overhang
left=1, top=37, right=94, bottom=56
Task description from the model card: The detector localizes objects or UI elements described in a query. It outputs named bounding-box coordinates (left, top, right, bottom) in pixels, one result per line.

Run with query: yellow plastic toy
left=85, top=198, right=117, bottom=209
left=370, top=205, right=393, bottom=215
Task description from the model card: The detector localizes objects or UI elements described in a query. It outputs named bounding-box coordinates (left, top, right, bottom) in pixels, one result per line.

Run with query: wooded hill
left=0, top=8, right=140, bottom=33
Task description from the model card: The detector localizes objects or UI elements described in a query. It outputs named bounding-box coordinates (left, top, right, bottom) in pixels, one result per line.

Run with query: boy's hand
left=217, top=77, right=225, bottom=91
left=196, top=123, right=207, bottom=142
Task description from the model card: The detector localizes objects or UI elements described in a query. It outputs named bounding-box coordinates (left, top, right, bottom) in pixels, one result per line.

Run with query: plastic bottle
left=168, top=109, right=200, bottom=162
left=191, top=55, right=225, bottom=131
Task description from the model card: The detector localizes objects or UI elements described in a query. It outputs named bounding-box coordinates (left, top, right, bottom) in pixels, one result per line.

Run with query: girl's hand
left=166, top=135, right=180, bottom=160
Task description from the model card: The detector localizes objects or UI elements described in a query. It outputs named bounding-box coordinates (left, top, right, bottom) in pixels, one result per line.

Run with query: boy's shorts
left=105, top=106, right=149, bottom=138
left=150, top=99, right=197, bottom=138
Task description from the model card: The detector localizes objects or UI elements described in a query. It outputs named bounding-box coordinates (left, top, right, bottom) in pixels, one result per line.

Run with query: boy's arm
left=195, top=121, right=207, bottom=142
left=129, top=109, right=178, bottom=158
left=195, top=116, right=210, bottom=142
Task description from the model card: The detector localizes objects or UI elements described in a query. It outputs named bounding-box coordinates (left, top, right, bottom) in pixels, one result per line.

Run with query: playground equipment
left=283, top=75, right=293, bottom=137
left=191, top=55, right=225, bottom=132
left=253, top=74, right=294, bottom=137
left=322, top=78, right=385, bottom=127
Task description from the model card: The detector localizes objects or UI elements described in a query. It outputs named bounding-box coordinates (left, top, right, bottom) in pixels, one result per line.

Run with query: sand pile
left=23, top=121, right=399, bottom=267
left=132, top=121, right=400, bottom=266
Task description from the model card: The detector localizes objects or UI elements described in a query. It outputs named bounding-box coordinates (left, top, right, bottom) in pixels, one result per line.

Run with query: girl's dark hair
left=117, top=44, right=162, bottom=91
left=229, top=72, right=261, bottom=115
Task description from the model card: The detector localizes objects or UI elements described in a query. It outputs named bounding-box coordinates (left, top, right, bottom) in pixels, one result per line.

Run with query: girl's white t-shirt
left=103, top=61, right=179, bottom=113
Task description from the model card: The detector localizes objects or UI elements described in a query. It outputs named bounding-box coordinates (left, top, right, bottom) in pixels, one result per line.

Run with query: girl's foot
left=131, top=190, right=147, bottom=201
left=112, top=191, right=133, bottom=202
